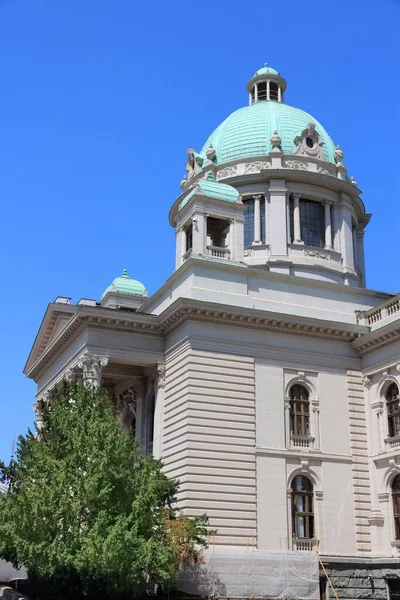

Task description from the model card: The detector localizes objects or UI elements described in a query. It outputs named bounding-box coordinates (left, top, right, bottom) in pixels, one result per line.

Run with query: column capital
left=293, top=193, right=301, bottom=201
left=155, top=363, right=166, bottom=389
left=324, top=199, right=333, bottom=206
left=77, top=352, right=109, bottom=388
left=253, top=194, right=263, bottom=200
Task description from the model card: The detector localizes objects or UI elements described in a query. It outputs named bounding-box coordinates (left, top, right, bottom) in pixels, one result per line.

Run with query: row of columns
left=249, top=82, right=283, bottom=104
left=34, top=353, right=166, bottom=458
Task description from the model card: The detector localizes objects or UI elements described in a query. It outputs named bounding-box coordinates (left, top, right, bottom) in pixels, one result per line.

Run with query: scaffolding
left=178, top=546, right=319, bottom=600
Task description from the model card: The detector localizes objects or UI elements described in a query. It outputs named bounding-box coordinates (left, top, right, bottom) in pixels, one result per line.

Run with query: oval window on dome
left=306, top=137, right=314, bottom=149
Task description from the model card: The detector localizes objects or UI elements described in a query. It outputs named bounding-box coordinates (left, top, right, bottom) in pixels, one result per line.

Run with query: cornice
left=157, top=297, right=366, bottom=342
left=352, top=320, right=400, bottom=355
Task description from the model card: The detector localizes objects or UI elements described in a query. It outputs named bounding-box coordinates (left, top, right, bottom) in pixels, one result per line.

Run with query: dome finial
left=122, top=268, right=129, bottom=277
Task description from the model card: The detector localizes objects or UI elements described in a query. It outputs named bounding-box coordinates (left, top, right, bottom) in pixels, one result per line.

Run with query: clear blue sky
left=0, top=0, right=399, bottom=462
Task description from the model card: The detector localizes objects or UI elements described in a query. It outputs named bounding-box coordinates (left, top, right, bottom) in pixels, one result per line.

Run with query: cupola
left=246, top=63, right=287, bottom=104
left=100, top=269, right=147, bottom=310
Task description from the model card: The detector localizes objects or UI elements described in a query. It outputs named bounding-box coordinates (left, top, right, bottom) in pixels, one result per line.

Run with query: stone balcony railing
left=292, top=538, right=317, bottom=552
left=290, top=434, right=315, bottom=449
left=385, top=434, right=400, bottom=449
left=206, top=245, right=231, bottom=259
left=357, top=293, right=400, bottom=329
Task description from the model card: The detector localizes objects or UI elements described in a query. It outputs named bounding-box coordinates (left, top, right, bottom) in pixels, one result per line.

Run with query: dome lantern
left=246, top=63, right=287, bottom=104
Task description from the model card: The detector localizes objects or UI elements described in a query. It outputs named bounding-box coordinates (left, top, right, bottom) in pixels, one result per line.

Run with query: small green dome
left=179, top=173, right=239, bottom=210
left=101, top=269, right=146, bottom=300
left=254, top=63, right=279, bottom=76
left=199, top=101, right=337, bottom=165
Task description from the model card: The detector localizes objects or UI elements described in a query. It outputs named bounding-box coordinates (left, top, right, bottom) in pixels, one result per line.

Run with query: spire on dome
left=246, top=63, right=287, bottom=105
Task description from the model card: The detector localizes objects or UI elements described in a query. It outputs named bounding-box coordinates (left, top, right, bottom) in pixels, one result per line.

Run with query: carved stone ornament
left=362, top=376, right=372, bottom=389
left=334, top=145, right=344, bottom=165
left=317, top=165, right=335, bottom=176
left=285, top=160, right=308, bottom=171
left=293, top=123, right=325, bottom=161
left=116, top=387, right=137, bottom=431
left=205, top=145, right=216, bottom=161
left=64, top=368, right=76, bottom=383
left=270, top=130, right=282, bottom=149
left=156, top=363, right=166, bottom=389
left=244, top=161, right=270, bottom=174
left=305, top=249, right=328, bottom=260
left=300, top=460, right=309, bottom=472
left=350, top=176, right=357, bottom=187
left=185, top=149, right=202, bottom=180
left=180, top=175, right=188, bottom=190
left=77, top=353, right=109, bottom=388
left=217, top=165, right=237, bottom=180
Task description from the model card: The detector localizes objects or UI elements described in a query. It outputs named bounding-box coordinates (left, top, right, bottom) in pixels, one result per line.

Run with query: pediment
left=24, top=303, right=77, bottom=375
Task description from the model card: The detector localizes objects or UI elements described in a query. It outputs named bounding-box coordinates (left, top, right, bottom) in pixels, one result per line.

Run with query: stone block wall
left=324, top=561, right=400, bottom=600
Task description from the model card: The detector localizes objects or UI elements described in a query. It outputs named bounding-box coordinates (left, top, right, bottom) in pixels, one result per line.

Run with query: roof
left=199, top=101, right=337, bottom=165
left=254, top=63, right=279, bottom=76
left=101, top=269, right=146, bottom=300
left=179, top=174, right=239, bottom=210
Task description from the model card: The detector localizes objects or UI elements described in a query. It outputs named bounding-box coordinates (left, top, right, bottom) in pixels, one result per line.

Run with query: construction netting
left=178, top=547, right=319, bottom=600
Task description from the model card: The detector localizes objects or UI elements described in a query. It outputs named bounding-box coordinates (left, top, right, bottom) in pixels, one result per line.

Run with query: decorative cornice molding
left=352, top=322, right=400, bottom=355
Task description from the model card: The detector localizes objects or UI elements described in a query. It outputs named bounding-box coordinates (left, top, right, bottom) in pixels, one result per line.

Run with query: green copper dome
left=200, top=101, right=337, bottom=165
left=254, top=63, right=279, bottom=76
left=101, top=269, right=146, bottom=300
left=179, top=173, right=239, bottom=210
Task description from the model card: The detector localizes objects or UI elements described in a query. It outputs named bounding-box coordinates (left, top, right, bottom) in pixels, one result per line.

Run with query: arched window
left=292, top=476, right=314, bottom=539
left=290, top=384, right=310, bottom=438
left=392, top=475, right=400, bottom=539
left=386, top=383, right=400, bottom=438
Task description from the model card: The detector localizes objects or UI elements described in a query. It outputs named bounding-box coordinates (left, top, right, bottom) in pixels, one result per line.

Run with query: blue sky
left=0, top=0, right=399, bottom=461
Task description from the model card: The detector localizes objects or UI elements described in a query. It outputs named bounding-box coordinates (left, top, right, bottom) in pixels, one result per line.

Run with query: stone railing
left=385, top=435, right=400, bottom=449
left=357, top=293, right=400, bottom=328
left=206, top=246, right=231, bottom=259
left=290, top=434, right=315, bottom=449
left=292, top=538, right=317, bottom=552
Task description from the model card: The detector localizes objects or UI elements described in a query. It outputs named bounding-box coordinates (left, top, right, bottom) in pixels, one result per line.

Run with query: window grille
left=290, top=384, right=310, bottom=437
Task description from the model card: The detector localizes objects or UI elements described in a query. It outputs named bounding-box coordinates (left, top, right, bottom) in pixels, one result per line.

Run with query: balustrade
left=206, top=245, right=231, bottom=259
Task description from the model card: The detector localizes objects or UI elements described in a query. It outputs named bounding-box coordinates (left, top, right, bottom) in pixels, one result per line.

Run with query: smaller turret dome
left=254, top=63, right=279, bottom=76
left=101, top=269, right=146, bottom=300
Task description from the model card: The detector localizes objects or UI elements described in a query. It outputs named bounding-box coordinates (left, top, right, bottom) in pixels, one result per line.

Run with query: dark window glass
left=260, top=198, right=266, bottom=244
left=270, top=82, right=278, bottom=101
left=186, top=226, right=193, bottom=251
left=388, top=579, right=400, bottom=600
left=393, top=475, right=400, bottom=540
left=258, top=82, right=267, bottom=100
left=306, top=137, right=314, bottom=148
left=300, top=200, right=324, bottom=247
left=292, top=476, right=314, bottom=539
left=290, top=385, right=310, bottom=437
left=387, top=383, right=400, bottom=438
left=243, top=199, right=255, bottom=247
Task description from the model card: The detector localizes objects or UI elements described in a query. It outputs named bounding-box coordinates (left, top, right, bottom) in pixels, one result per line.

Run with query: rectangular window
left=260, top=198, right=266, bottom=244
left=243, top=199, right=255, bottom=247
left=300, top=200, right=324, bottom=247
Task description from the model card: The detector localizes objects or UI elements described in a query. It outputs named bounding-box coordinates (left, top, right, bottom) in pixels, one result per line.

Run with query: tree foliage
left=0, top=383, right=210, bottom=599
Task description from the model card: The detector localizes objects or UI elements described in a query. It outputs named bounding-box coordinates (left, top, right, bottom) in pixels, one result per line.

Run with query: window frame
left=291, top=475, right=314, bottom=540
left=290, top=384, right=311, bottom=438
left=386, top=383, right=400, bottom=439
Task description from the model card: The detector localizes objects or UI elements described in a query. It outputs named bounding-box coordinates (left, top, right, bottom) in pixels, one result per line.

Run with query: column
left=77, top=352, right=109, bottom=388
left=356, top=229, right=366, bottom=285
left=324, top=201, right=333, bottom=249
left=175, top=226, right=185, bottom=269
left=268, top=180, right=288, bottom=256
left=267, top=80, right=270, bottom=100
left=278, top=86, right=282, bottom=102
left=340, top=198, right=355, bottom=274
left=191, top=212, right=206, bottom=255
left=352, top=226, right=359, bottom=267
left=253, top=194, right=262, bottom=244
left=284, top=397, right=291, bottom=447
left=249, top=92, right=252, bottom=105
left=254, top=84, right=258, bottom=102
left=293, top=193, right=302, bottom=244
left=152, top=364, right=166, bottom=459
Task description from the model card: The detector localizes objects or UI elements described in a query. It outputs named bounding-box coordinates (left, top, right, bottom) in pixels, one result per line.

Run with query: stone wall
left=324, top=561, right=400, bottom=600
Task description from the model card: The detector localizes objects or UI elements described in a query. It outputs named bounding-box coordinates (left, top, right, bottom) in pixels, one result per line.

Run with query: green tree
left=0, top=383, right=210, bottom=600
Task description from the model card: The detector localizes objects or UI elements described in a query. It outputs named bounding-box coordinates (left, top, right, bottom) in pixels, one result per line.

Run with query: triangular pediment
left=24, top=303, right=77, bottom=375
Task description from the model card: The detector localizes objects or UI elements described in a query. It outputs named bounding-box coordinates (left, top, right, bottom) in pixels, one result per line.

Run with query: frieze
left=284, top=160, right=308, bottom=171
left=317, top=165, right=335, bottom=176
left=217, top=165, right=237, bottom=180
left=305, top=249, right=328, bottom=260
left=244, top=161, right=270, bottom=174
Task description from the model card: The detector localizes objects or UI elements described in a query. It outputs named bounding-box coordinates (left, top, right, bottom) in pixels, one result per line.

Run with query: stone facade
left=23, top=65, right=400, bottom=599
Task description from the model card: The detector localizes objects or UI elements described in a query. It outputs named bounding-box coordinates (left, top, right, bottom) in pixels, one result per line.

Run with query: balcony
left=206, top=245, right=231, bottom=259
left=385, top=435, right=400, bottom=449
left=292, top=538, right=317, bottom=552
left=290, top=434, right=315, bottom=449
left=358, top=293, right=400, bottom=329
